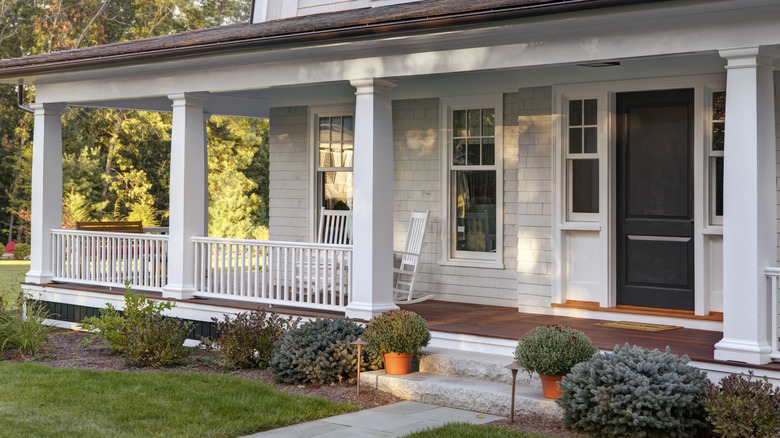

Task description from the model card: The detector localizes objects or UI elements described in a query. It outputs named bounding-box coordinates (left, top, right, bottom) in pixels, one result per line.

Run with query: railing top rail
left=191, top=236, right=352, bottom=250
left=51, top=228, right=170, bottom=241
left=766, top=267, right=780, bottom=276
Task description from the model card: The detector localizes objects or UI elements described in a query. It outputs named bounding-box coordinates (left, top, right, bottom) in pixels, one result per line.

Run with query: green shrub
left=13, top=243, right=30, bottom=260
left=0, top=301, right=53, bottom=357
left=270, top=318, right=383, bottom=384
left=364, top=309, right=430, bottom=356
left=702, top=371, right=780, bottom=437
left=557, top=344, right=709, bottom=438
left=0, top=242, right=5, bottom=255
left=81, top=283, right=193, bottom=367
left=212, top=308, right=300, bottom=369
left=514, top=324, right=597, bottom=376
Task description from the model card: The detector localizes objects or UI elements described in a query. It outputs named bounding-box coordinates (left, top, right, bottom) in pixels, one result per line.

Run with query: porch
left=30, top=281, right=780, bottom=383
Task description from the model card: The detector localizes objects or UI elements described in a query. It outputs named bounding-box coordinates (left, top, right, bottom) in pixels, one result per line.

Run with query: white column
left=163, top=93, right=207, bottom=299
left=345, top=79, right=398, bottom=320
left=714, top=47, right=777, bottom=364
left=26, top=102, right=66, bottom=284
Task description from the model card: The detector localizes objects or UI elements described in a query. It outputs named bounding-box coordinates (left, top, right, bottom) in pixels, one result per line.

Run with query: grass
left=402, top=423, right=567, bottom=438
left=0, top=361, right=358, bottom=438
left=0, top=260, right=29, bottom=305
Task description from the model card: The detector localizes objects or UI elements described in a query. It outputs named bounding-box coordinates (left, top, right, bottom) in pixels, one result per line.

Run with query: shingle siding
left=269, top=106, right=309, bottom=243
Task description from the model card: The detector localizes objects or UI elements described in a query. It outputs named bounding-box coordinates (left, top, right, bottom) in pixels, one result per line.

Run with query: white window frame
left=439, top=94, right=504, bottom=268
left=308, top=105, right=355, bottom=241
left=564, top=97, right=604, bottom=223
left=706, top=88, right=725, bottom=228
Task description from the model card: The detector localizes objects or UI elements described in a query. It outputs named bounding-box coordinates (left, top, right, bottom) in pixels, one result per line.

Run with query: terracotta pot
left=539, top=373, right=564, bottom=399
left=383, top=352, right=413, bottom=375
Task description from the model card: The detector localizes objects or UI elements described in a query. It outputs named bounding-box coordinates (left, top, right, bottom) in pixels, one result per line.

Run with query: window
left=317, top=115, right=354, bottom=210
left=566, top=99, right=599, bottom=220
left=709, top=91, right=724, bottom=225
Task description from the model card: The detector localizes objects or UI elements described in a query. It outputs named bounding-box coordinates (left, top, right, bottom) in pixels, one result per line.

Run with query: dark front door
left=616, top=89, right=694, bottom=311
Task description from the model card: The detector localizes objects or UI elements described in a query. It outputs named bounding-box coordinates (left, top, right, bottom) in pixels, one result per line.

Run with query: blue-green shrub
left=557, top=343, right=709, bottom=438
left=269, top=318, right=383, bottom=384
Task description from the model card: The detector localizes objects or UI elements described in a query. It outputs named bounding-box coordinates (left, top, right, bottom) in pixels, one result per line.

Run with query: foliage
left=0, top=243, right=4, bottom=254
left=212, top=308, right=300, bottom=369
left=0, top=361, right=357, bottom=438
left=364, top=309, right=431, bottom=356
left=12, top=243, right=30, bottom=260
left=0, top=261, right=30, bottom=306
left=514, top=325, right=597, bottom=376
left=557, top=344, right=709, bottom=438
left=270, top=318, right=383, bottom=384
left=401, top=423, right=554, bottom=438
left=0, top=300, right=53, bottom=357
left=81, top=283, right=192, bottom=367
left=702, top=371, right=780, bottom=437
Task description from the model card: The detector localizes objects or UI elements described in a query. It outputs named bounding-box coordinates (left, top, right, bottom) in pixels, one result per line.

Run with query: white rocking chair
left=393, top=210, right=432, bottom=304
left=318, top=207, right=352, bottom=245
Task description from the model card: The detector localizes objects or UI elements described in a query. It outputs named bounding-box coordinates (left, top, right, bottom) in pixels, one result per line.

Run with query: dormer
left=251, top=0, right=416, bottom=23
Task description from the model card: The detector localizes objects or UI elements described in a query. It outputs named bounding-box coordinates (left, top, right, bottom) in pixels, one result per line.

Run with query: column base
left=714, top=337, right=773, bottom=365
left=345, top=300, right=398, bottom=322
left=162, top=284, right=196, bottom=300
left=25, top=271, right=53, bottom=285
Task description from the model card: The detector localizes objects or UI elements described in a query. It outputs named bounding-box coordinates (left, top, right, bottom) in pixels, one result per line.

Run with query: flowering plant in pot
left=364, top=309, right=431, bottom=375
left=514, top=324, right=597, bottom=399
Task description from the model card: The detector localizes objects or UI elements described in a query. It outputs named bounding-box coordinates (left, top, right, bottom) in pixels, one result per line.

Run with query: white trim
left=439, top=94, right=504, bottom=267
left=552, top=74, right=726, bottom=314
left=308, top=104, right=354, bottom=241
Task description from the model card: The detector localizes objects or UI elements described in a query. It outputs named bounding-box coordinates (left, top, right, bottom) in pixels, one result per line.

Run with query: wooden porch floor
left=401, top=300, right=780, bottom=372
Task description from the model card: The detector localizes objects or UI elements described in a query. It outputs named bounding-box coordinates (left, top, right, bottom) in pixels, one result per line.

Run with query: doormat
left=594, top=321, right=683, bottom=332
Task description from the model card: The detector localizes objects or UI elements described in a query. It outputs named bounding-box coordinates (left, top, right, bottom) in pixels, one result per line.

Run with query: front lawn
left=0, top=260, right=29, bottom=305
left=0, top=361, right=358, bottom=438
left=403, top=423, right=567, bottom=438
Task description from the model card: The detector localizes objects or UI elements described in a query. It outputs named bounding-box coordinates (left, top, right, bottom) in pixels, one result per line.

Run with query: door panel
left=616, top=89, right=694, bottom=310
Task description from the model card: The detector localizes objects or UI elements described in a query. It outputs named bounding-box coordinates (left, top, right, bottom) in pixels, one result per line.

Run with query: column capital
left=350, top=78, right=397, bottom=96
left=29, top=102, right=66, bottom=114
left=719, top=46, right=777, bottom=68
left=168, top=92, right=208, bottom=107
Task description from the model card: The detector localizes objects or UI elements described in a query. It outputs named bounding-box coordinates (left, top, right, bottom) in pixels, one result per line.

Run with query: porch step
left=360, top=348, right=561, bottom=419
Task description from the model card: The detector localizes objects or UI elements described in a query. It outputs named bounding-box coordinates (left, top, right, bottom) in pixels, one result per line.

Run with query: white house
left=2, top=0, right=780, bottom=366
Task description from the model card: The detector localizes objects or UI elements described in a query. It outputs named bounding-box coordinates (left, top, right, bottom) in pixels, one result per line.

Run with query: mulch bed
left=3, top=329, right=586, bottom=437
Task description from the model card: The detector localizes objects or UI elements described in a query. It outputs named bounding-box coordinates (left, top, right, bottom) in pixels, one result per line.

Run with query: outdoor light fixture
left=352, top=338, right=369, bottom=396
left=505, top=362, right=522, bottom=423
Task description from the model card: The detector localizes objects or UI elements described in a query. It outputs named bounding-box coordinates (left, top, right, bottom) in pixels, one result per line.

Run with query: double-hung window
left=709, top=91, right=724, bottom=225
left=442, top=95, right=503, bottom=265
left=317, top=115, right=354, bottom=210
left=566, top=98, right=599, bottom=220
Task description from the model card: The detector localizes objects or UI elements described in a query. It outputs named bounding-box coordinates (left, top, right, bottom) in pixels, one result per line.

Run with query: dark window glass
left=482, top=139, right=495, bottom=166
left=571, top=159, right=599, bottom=213
left=584, top=99, right=598, bottom=125
left=454, top=170, right=496, bottom=252
left=569, top=100, right=582, bottom=126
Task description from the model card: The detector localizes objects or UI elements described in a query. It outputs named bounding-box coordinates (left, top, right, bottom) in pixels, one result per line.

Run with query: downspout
left=17, top=84, right=33, bottom=114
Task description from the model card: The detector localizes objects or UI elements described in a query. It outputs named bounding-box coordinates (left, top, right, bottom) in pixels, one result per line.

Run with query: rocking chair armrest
left=393, top=250, right=419, bottom=258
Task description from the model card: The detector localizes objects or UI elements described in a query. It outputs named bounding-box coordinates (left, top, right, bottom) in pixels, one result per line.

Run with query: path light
left=505, top=362, right=522, bottom=423
left=351, top=338, right=369, bottom=396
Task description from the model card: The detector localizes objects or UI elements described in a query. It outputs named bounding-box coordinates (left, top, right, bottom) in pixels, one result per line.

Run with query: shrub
left=0, top=300, right=53, bottom=357
left=81, top=283, right=193, bottom=367
left=557, top=344, right=709, bottom=438
left=514, top=324, right=597, bottom=376
left=364, top=309, right=431, bottom=356
left=212, top=308, right=300, bottom=369
left=702, top=371, right=780, bottom=437
left=13, top=243, right=30, bottom=260
left=270, top=318, right=383, bottom=384
left=0, top=242, right=4, bottom=255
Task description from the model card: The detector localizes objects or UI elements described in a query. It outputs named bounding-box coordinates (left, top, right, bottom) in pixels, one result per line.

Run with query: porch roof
left=0, top=0, right=660, bottom=78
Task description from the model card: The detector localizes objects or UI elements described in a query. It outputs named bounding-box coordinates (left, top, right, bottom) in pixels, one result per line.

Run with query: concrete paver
left=242, top=401, right=503, bottom=437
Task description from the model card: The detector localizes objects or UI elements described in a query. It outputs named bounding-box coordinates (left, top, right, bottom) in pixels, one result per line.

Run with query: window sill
left=558, top=222, right=601, bottom=232
left=702, top=226, right=723, bottom=236
left=438, top=259, right=505, bottom=270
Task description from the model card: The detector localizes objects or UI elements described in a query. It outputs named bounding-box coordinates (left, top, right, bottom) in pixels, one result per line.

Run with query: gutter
left=1, top=0, right=667, bottom=78
left=17, top=84, right=33, bottom=114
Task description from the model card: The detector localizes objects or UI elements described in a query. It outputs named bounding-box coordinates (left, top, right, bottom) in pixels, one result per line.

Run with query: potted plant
left=514, top=324, right=597, bottom=399
left=364, top=309, right=431, bottom=375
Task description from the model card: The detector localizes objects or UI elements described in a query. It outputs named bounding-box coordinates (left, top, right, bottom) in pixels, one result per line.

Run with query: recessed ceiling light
left=577, top=61, right=621, bottom=68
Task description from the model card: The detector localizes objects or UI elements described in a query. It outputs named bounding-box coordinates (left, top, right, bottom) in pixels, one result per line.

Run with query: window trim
left=308, top=105, right=355, bottom=241
left=439, top=94, right=504, bottom=268
left=707, top=88, right=725, bottom=227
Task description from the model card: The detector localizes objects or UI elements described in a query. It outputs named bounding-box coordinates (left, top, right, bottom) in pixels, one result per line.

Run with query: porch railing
left=51, top=229, right=169, bottom=292
left=192, top=237, right=352, bottom=312
left=768, top=267, right=780, bottom=360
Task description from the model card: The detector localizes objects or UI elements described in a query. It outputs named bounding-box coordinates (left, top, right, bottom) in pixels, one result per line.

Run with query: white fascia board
left=30, top=0, right=780, bottom=105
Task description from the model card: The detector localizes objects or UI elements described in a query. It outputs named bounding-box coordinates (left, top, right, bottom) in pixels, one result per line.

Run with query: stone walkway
left=243, top=401, right=503, bottom=437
